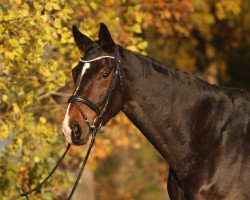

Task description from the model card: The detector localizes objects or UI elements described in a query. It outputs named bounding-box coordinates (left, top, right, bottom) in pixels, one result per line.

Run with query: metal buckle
left=92, top=116, right=103, bottom=131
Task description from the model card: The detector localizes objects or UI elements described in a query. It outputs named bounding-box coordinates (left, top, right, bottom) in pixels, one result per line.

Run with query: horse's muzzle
left=70, top=122, right=90, bottom=146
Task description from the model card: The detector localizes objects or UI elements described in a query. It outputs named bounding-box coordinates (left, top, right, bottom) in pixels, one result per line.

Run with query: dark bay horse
left=62, top=23, right=250, bottom=200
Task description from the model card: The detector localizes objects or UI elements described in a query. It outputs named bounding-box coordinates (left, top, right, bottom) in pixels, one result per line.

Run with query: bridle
left=68, top=46, right=123, bottom=136
left=66, top=46, right=122, bottom=198
left=11, top=46, right=123, bottom=200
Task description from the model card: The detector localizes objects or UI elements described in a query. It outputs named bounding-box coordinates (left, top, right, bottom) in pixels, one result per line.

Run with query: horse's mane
left=130, top=50, right=172, bottom=72
left=128, top=50, right=250, bottom=96
left=129, top=50, right=204, bottom=83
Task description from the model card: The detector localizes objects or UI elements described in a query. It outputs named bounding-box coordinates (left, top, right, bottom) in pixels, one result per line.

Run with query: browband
left=79, top=55, right=120, bottom=63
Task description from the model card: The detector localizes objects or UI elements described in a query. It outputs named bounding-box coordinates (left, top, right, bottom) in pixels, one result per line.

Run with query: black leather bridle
left=67, top=46, right=123, bottom=138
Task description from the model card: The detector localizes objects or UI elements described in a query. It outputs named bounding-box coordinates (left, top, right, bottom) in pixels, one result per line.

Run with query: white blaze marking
left=75, top=62, right=91, bottom=93
left=62, top=62, right=91, bottom=143
left=62, top=104, right=72, bottom=143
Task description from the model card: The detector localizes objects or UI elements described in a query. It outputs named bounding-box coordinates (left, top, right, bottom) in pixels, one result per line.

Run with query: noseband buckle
left=91, top=116, right=103, bottom=131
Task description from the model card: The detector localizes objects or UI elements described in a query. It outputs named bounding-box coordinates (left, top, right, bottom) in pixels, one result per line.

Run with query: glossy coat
left=64, top=23, right=250, bottom=200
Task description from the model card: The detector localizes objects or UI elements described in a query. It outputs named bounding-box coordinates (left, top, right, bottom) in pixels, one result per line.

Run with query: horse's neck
left=121, top=49, right=224, bottom=179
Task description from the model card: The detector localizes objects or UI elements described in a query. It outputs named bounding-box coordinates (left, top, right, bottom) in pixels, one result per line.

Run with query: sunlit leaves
left=216, top=0, right=242, bottom=20
left=45, top=2, right=61, bottom=11
left=142, top=0, right=246, bottom=83
left=1, top=0, right=75, bottom=198
left=1, top=0, right=247, bottom=199
left=0, top=0, right=149, bottom=198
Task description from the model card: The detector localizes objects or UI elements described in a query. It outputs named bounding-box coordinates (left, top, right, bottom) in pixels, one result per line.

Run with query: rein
left=11, top=144, right=70, bottom=200
left=12, top=134, right=96, bottom=200
left=11, top=46, right=122, bottom=199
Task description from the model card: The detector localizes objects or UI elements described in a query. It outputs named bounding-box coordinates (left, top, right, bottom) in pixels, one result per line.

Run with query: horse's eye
left=99, top=71, right=110, bottom=79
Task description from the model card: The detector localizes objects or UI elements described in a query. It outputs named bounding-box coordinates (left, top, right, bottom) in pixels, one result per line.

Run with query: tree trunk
left=73, top=167, right=95, bottom=200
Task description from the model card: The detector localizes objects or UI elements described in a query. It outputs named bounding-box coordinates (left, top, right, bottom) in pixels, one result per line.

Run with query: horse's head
left=62, top=23, right=123, bottom=145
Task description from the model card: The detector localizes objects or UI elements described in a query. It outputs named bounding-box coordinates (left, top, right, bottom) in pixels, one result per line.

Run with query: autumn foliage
left=0, top=0, right=249, bottom=199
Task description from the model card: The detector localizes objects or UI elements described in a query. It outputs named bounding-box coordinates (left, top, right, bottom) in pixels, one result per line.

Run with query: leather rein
left=11, top=46, right=123, bottom=200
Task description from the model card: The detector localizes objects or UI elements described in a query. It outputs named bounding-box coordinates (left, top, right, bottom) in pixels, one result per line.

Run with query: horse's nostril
left=71, top=122, right=82, bottom=137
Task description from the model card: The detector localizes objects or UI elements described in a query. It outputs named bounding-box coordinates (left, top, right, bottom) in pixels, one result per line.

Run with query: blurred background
left=0, top=0, right=249, bottom=199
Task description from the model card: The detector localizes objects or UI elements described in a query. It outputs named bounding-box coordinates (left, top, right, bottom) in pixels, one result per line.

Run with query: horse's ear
left=72, top=25, right=92, bottom=52
left=98, top=23, right=115, bottom=52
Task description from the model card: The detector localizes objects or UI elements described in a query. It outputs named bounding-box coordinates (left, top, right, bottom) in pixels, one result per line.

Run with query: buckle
left=92, top=117, right=103, bottom=131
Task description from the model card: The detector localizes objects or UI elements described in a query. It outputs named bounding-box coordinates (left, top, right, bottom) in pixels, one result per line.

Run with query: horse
left=62, top=23, right=250, bottom=200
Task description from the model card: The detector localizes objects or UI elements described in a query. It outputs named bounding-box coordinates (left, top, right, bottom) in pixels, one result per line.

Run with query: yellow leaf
left=0, top=45, right=3, bottom=53
left=34, top=156, right=40, bottom=163
left=34, top=2, right=43, bottom=11
left=90, top=2, right=98, bottom=10
left=71, top=61, right=79, bottom=69
left=41, top=14, right=48, bottom=22
left=68, top=37, right=74, bottom=43
left=0, top=9, right=3, bottom=21
left=19, top=37, right=26, bottom=44
left=45, top=2, right=53, bottom=11
left=0, top=124, right=9, bottom=139
left=43, top=69, right=51, bottom=77
left=54, top=18, right=61, bottom=29
left=5, top=51, right=15, bottom=60
left=16, top=0, right=22, bottom=5
left=135, top=13, right=142, bottom=23
left=9, top=38, right=19, bottom=47
left=2, top=94, right=8, bottom=102
left=39, top=117, right=47, bottom=124
left=131, top=23, right=141, bottom=33
left=137, top=41, right=148, bottom=50
left=127, top=45, right=139, bottom=52
left=19, top=8, right=29, bottom=18
left=52, top=2, right=61, bottom=10
left=164, top=11, right=171, bottom=19
left=12, top=103, right=20, bottom=113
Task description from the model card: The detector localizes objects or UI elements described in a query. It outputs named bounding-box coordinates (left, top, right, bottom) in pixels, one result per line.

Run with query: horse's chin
left=71, top=131, right=90, bottom=146
left=71, top=141, right=85, bottom=146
